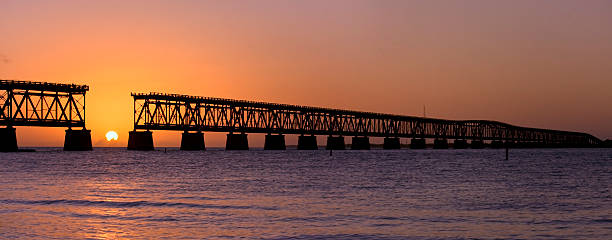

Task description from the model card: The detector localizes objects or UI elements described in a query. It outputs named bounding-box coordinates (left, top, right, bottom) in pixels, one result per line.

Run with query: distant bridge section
left=0, top=80, right=92, bottom=151
left=129, top=92, right=602, bottom=150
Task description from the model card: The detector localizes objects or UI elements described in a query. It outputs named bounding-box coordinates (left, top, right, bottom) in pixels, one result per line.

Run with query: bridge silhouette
left=0, top=80, right=91, bottom=151
left=128, top=92, right=603, bottom=150
left=0, top=80, right=605, bottom=151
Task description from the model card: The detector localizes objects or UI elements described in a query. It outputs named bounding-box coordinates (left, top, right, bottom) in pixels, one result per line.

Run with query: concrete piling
left=470, top=140, right=485, bottom=149
left=127, top=131, right=154, bottom=150
left=490, top=140, right=504, bottom=149
left=64, top=129, right=93, bottom=151
left=350, top=136, right=370, bottom=150
left=326, top=136, right=345, bottom=150
left=453, top=139, right=468, bottom=149
left=383, top=137, right=401, bottom=149
left=180, top=132, right=205, bottom=150
left=226, top=133, right=249, bottom=150
left=433, top=139, right=449, bottom=149
left=410, top=138, right=426, bottom=149
left=297, top=135, right=318, bottom=150
left=0, top=127, right=18, bottom=152
left=264, top=134, right=286, bottom=150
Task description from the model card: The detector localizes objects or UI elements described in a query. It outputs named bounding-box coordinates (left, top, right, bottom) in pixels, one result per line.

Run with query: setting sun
left=105, top=131, right=118, bottom=141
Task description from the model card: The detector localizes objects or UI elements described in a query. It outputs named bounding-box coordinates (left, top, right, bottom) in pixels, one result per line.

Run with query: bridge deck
left=0, top=80, right=88, bottom=93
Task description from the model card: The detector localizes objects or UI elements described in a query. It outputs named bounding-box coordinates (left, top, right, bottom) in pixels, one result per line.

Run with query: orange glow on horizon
left=2, top=1, right=611, bottom=147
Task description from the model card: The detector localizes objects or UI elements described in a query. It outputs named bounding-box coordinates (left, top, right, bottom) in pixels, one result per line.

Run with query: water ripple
left=0, top=199, right=277, bottom=210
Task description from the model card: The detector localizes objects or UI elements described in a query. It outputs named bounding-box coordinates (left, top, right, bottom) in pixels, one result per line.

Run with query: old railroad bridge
left=0, top=80, right=91, bottom=151
left=127, top=93, right=603, bottom=150
left=0, top=80, right=605, bottom=151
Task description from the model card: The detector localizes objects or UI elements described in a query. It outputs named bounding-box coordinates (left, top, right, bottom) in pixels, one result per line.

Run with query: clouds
left=0, top=54, right=9, bottom=64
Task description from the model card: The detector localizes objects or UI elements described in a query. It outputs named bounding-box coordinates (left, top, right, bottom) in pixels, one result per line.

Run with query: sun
left=105, top=131, right=118, bottom=141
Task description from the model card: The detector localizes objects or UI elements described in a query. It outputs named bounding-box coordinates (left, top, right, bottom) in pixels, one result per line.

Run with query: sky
left=1, top=0, right=611, bottom=147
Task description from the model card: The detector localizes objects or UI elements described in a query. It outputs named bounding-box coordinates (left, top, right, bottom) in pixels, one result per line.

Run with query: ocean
left=1, top=148, right=610, bottom=239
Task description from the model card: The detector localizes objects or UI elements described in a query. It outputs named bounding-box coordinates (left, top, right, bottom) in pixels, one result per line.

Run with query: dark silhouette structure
left=0, top=80, right=91, bottom=151
left=129, top=92, right=603, bottom=150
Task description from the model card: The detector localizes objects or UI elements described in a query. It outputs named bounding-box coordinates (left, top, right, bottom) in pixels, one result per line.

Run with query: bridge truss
left=0, top=80, right=88, bottom=128
left=132, top=92, right=601, bottom=146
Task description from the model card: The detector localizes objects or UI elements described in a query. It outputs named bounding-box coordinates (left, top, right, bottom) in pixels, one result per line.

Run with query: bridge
left=0, top=80, right=92, bottom=151
left=128, top=92, right=603, bottom=150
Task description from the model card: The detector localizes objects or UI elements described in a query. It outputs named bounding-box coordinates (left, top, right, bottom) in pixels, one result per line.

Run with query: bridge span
left=129, top=92, right=602, bottom=150
left=0, top=80, right=92, bottom=151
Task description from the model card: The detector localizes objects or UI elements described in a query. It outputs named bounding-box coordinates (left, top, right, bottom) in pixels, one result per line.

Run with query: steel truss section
left=132, top=92, right=602, bottom=146
left=0, top=80, right=88, bottom=128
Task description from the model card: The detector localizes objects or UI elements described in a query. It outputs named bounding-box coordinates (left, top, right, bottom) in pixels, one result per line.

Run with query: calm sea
left=1, top=148, right=611, bottom=239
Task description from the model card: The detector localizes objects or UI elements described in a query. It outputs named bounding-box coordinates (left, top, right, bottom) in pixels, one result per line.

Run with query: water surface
left=1, top=148, right=611, bottom=239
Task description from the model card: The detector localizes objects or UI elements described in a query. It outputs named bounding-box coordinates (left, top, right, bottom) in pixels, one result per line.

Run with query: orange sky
left=1, top=0, right=611, bottom=147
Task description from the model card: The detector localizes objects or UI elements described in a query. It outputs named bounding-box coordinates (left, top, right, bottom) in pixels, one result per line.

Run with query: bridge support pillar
left=410, top=138, right=426, bottom=149
left=128, top=131, right=154, bottom=150
left=383, top=137, right=401, bottom=149
left=553, top=142, right=564, bottom=148
left=264, top=134, right=286, bottom=150
left=297, top=135, right=318, bottom=150
left=533, top=141, right=544, bottom=147
left=470, top=140, right=485, bottom=149
left=180, top=132, right=205, bottom=150
left=490, top=140, right=504, bottom=149
left=453, top=139, right=468, bottom=149
left=433, top=139, right=449, bottom=149
left=326, top=136, right=345, bottom=150
left=351, top=136, right=370, bottom=150
left=529, top=141, right=542, bottom=148
left=0, top=127, right=18, bottom=152
left=532, top=141, right=543, bottom=148
left=226, top=133, right=249, bottom=150
left=515, top=141, right=531, bottom=148
left=64, top=129, right=92, bottom=151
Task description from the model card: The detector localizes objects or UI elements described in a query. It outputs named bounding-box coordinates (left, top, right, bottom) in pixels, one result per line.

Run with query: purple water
left=1, top=148, right=611, bottom=239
